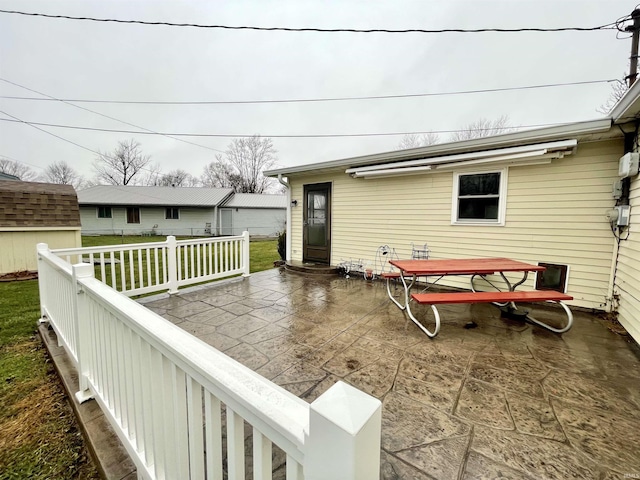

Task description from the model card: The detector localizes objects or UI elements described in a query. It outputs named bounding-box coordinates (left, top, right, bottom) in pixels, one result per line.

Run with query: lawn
left=0, top=279, right=99, bottom=479
left=0, top=237, right=279, bottom=478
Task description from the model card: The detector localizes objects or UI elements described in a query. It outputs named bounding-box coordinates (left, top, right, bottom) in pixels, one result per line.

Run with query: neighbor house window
left=97, top=206, right=112, bottom=218
left=165, top=207, right=180, bottom=220
left=126, top=207, right=140, bottom=224
left=452, top=169, right=507, bottom=225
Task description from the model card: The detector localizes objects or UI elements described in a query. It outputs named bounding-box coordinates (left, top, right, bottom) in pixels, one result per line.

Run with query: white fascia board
left=610, top=80, right=640, bottom=123
left=348, top=140, right=576, bottom=176
left=265, top=119, right=609, bottom=177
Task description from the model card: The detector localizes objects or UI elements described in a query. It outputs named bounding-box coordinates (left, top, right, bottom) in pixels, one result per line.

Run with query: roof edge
left=611, top=79, right=640, bottom=123
left=265, top=118, right=612, bottom=177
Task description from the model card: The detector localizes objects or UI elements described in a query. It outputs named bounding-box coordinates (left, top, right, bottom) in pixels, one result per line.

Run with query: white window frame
left=165, top=207, right=180, bottom=220
left=451, top=168, right=508, bottom=226
left=97, top=206, right=112, bottom=219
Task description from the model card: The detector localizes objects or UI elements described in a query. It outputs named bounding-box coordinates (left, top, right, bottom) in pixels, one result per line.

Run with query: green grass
left=0, top=280, right=99, bottom=479
left=0, top=236, right=279, bottom=478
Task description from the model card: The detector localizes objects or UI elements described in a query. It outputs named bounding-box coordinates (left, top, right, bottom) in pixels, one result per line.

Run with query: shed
left=0, top=180, right=82, bottom=275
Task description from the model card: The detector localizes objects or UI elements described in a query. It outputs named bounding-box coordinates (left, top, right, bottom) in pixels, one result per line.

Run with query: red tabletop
left=389, top=257, right=545, bottom=276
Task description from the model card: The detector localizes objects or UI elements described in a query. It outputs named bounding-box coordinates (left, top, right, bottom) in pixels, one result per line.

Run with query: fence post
left=304, top=381, right=382, bottom=480
left=36, top=243, right=49, bottom=324
left=72, top=263, right=96, bottom=404
left=167, top=235, right=179, bottom=294
left=242, top=230, right=251, bottom=277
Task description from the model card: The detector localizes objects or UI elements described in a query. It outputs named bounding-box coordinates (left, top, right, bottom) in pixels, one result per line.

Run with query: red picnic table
left=385, top=258, right=573, bottom=338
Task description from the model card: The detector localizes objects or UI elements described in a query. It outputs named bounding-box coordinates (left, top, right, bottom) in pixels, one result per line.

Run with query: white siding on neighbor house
left=219, top=208, right=285, bottom=236
left=289, top=140, right=623, bottom=310
left=80, top=206, right=216, bottom=236
left=615, top=170, right=640, bottom=344
left=0, top=229, right=81, bottom=274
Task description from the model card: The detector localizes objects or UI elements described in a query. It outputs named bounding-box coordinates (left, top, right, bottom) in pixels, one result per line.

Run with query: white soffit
left=346, top=139, right=577, bottom=179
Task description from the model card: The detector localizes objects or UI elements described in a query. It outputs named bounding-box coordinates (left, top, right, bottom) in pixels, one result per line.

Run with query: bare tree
left=397, top=132, right=440, bottom=150
left=0, top=158, right=38, bottom=181
left=597, top=78, right=629, bottom=114
left=41, top=160, right=85, bottom=189
left=202, top=136, right=277, bottom=193
left=449, top=115, right=516, bottom=142
left=92, top=139, right=152, bottom=185
left=157, top=169, right=200, bottom=187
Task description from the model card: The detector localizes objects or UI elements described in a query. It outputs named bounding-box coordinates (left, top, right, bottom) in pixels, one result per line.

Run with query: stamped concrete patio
left=141, top=268, right=640, bottom=480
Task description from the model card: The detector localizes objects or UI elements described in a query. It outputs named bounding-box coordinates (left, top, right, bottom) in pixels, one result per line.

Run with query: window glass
left=97, top=206, right=112, bottom=219
left=456, top=172, right=501, bottom=222
left=165, top=207, right=179, bottom=220
left=126, top=207, right=140, bottom=224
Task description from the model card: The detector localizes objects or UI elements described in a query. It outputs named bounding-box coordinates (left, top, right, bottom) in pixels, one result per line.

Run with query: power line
left=0, top=78, right=226, bottom=154
left=0, top=115, right=575, bottom=138
left=0, top=79, right=618, bottom=105
left=0, top=9, right=621, bottom=33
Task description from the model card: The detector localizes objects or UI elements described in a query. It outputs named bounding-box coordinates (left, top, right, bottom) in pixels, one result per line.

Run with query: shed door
left=303, top=183, right=331, bottom=264
left=220, top=209, right=233, bottom=236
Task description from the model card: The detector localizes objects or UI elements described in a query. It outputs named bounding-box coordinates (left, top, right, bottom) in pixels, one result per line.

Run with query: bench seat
left=381, top=272, right=402, bottom=279
left=412, top=290, right=573, bottom=305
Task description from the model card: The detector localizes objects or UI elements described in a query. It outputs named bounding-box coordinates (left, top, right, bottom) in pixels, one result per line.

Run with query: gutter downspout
left=277, top=174, right=292, bottom=262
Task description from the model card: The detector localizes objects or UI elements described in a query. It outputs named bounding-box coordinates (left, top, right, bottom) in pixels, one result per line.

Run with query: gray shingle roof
left=221, top=193, right=286, bottom=209
left=0, top=180, right=81, bottom=227
left=77, top=185, right=234, bottom=207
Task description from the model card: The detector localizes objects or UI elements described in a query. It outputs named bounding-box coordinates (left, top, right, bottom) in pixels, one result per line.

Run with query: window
left=452, top=169, right=507, bottom=225
left=536, top=263, right=569, bottom=293
left=97, top=206, right=112, bottom=219
left=126, top=207, right=140, bottom=224
left=165, top=207, right=180, bottom=220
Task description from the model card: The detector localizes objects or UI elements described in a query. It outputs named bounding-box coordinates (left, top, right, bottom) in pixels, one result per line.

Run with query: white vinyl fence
left=37, top=240, right=382, bottom=480
left=52, top=233, right=250, bottom=297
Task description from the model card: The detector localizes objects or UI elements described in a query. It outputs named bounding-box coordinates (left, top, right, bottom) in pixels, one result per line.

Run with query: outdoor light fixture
left=291, top=200, right=298, bottom=207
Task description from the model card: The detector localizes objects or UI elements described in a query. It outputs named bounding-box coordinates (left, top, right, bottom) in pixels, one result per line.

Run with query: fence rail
left=52, top=233, right=250, bottom=296
left=37, top=239, right=382, bottom=479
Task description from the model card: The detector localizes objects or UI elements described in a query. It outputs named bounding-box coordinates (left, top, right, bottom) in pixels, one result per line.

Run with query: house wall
left=288, top=139, right=623, bottom=310
left=80, top=206, right=216, bottom=236
left=219, top=208, right=285, bottom=236
left=614, top=154, right=640, bottom=344
left=0, top=228, right=81, bottom=274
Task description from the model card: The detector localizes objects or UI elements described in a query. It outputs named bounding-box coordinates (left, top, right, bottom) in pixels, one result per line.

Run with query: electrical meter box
left=606, top=205, right=631, bottom=227
left=619, top=152, right=640, bottom=178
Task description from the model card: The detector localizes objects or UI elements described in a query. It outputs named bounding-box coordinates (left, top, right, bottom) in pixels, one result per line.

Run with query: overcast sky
left=0, top=0, right=636, bottom=184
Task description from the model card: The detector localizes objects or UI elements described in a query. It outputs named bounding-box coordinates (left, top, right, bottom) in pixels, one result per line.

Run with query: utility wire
left=0, top=115, right=579, bottom=138
left=0, top=9, right=621, bottom=33
left=0, top=79, right=618, bottom=105
left=0, top=78, right=226, bottom=154
left=0, top=110, right=197, bottom=187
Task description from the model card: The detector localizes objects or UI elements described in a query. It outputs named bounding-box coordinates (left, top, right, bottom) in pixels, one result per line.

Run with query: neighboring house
left=77, top=185, right=285, bottom=237
left=0, top=180, right=81, bottom=274
left=219, top=193, right=287, bottom=236
left=266, top=88, right=640, bottom=345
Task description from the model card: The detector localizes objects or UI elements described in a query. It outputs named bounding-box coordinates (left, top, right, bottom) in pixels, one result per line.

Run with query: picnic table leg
left=525, top=300, right=574, bottom=333
left=385, top=274, right=415, bottom=311
left=401, top=274, right=441, bottom=337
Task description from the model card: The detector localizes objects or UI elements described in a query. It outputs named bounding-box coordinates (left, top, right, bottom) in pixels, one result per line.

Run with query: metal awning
left=345, top=139, right=577, bottom=179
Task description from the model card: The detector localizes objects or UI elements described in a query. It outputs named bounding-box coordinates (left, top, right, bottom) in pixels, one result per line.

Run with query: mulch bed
left=0, top=271, right=38, bottom=282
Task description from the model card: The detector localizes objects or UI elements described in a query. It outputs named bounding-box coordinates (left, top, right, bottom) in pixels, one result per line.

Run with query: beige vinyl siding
left=289, top=139, right=622, bottom=310
left=0, top=229, right=81, bottom=274
left=615, top=167, right=640, bottom=344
